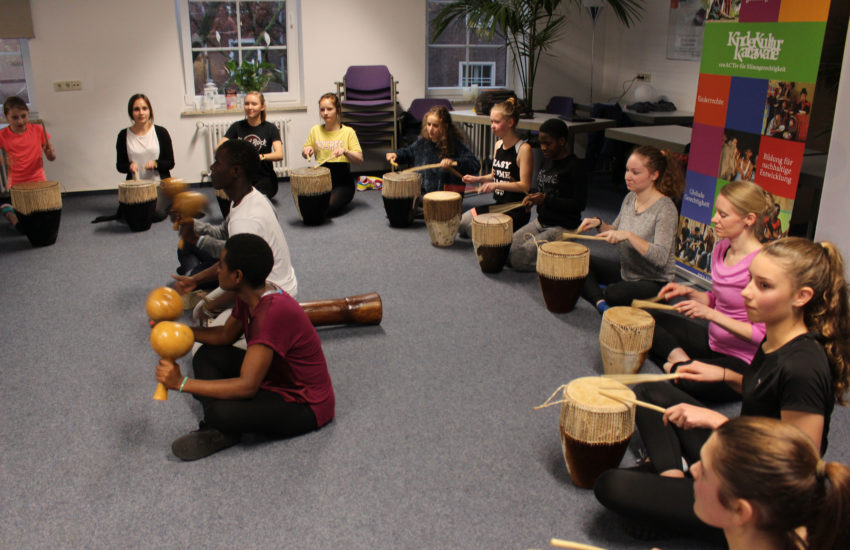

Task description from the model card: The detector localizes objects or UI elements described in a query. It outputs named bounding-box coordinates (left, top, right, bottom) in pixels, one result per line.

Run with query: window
left=177, top=0, right=302, bottom=106
left=459, top=62, right=495, bottom=87
left=0, top=38, right=34, bottom=112
left=426, top=0, right=507, bottom=93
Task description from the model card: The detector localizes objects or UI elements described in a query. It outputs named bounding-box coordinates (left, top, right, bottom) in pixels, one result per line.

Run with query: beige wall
left=26, top=0, right=426, bottom=192
left=21, top=0, right=849, bottom=265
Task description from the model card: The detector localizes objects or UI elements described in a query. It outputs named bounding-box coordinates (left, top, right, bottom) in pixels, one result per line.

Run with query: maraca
left=159, top=177, right=187, bottom=199
left=150, top=321, right=194, bottom=401
left=171, top=191, right=208, bottom=248
left=145, top=286, right=182, bottom=326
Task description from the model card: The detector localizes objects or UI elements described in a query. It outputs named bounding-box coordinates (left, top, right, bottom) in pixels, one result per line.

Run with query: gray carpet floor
left=1, top=181, right=848, bottom=550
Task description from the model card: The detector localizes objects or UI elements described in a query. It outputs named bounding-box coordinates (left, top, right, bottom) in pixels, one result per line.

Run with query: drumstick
left=447, top=166, right=464, bottom=179
left=403, top=161, right=457, bottom=173
left=598, top=390, right=668, bottom=414
left=389, top=159, right=398, bottom=172
left=602, top=372, right=680, bottom=384
left=488, top=200, right=525, bottom=215
left=38, top=120, right=52, bottom=148
left=631, top=299, right=677, bottom=311
left=560, top=233, right=609, bottom=242
left=549, top=538, right=607, bottom=550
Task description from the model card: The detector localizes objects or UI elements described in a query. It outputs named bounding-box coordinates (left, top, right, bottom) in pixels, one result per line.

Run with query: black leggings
left=592, top=381, right=725, bottom=545
left=326, top=163, right=355, bottom=217
left=192, top=345, right=318, bottom=438
left=593, top=469, right=724, bottom=544
left=650, top=310, right=748, bottom=403
left=580, top=255, right=665, bottom=307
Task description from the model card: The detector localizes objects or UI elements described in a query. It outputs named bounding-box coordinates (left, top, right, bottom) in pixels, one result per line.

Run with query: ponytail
left=632, top=145, right=684, bottom=200
left=807, top=460, right=850, bottom=550
left=713, top=417, right=850, bottom=550
left=718, top=180, right=776, bottom=242
left=492, top=97, right=521, bottom=128
left=759, top=238, right=850, bottom=404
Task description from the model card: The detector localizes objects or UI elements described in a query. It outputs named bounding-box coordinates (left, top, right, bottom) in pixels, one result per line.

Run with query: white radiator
left=198, top=119, right=290, bottom=181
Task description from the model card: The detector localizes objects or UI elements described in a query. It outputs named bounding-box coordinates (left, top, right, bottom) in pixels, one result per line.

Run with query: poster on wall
left=676, top=0, right=831, bottom=282
left=666, top=0, right=713, bottom=61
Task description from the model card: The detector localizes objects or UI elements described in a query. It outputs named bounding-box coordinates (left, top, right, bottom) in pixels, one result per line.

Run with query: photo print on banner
left=677, top=0, right=831, bottom=282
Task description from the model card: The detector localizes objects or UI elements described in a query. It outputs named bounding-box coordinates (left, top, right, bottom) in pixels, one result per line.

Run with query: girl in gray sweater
left=578, top=145, right=684, bottom=312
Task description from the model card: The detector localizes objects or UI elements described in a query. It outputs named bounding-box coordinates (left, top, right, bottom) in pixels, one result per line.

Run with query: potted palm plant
left=431, top=0, right=645, bottom=113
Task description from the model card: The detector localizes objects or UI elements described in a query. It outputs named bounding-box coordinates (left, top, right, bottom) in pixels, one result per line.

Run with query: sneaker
left=171, top=427, right=240, bottom=461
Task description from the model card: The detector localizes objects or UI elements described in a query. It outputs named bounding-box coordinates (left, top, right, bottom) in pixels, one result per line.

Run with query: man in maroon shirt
left=157, top=233, right=334, bottom=461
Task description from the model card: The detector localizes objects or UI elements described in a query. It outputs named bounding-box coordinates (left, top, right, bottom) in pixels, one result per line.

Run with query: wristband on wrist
left=178, top=376, right=188, bottom=392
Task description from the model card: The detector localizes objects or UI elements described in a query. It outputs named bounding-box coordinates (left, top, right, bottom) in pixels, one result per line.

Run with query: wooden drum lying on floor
left=536, top=241, right=589, bottom=313
left=382, top=171, right=421, bottom=228
left=423, top=191, right=462, bottom=247
left=599, top=306, right=655, bottom=374
left=290, top=166, right=332, bottom=225
left=471, top=213, right=512, bottom=273
left=118, top=180, right=157, bottom=232
left=11, top=180, right=62, bottom=247
left=215, top=188, right=230, bottom=218
left=560, top=376, right=635, bottom=489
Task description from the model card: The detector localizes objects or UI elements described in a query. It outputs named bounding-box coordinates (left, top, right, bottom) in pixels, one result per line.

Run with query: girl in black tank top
left=460, top=98, right=532, bottom=232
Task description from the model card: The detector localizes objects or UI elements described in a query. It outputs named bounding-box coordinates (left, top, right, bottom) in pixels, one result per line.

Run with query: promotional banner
left=676, top=0, right=831, bottom=282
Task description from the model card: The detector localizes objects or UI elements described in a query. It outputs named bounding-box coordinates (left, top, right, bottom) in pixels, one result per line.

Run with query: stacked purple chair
left=336, top=65, right=399, bottom=149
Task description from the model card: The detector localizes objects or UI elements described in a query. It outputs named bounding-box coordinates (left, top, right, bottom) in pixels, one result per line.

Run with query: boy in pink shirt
left=1, top=96, right=56, bottom=227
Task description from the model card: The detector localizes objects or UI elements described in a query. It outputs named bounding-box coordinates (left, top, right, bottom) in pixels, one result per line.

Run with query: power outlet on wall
left=53, top=80, right=82, bottom=92
left=636, top=73, right=652, bottom=82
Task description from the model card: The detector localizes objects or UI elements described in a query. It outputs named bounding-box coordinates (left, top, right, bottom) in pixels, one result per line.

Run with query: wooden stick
left=602, top=372, right=680, bottom=385
left=488, top=200, right=525, bottom=215
left=631, top=299, right=677, bottom=311
left=403, top=161, right=458, bottom=173
left=643, top=294, right=664, bottom=303
left=598, top=390, right=668, bottom=414
left=38, top=120, right=51, bottom=148
left=560, top=232, right=609, bottom=242
left=447, top=166, right=464, bottom=179
left=549, top=538, right=607, bottom=550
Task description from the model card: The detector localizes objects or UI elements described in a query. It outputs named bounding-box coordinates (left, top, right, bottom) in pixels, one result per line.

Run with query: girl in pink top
left=649, top=180, right=776, bottom=402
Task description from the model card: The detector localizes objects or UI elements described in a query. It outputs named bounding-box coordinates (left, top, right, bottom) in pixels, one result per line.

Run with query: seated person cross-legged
left=648, top=180, right=776, bottom=403
left=577, top=145, right=683, bottom=313
left=593, top=238, right=850, bottom=545
left=156, top=233, right=334, bottom=461
left=508, top=118, right=588, bottom=271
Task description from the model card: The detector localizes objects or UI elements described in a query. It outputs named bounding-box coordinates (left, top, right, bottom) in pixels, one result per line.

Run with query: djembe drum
left=11, top=180, right=62, bottom=247
left=423, top=191, right=462, bottom=247
left=536, top=241, right=589, bottom=313
left=559, top=377, right=636, bottom=489
left=290, top=166, right=332, bottom=225
left=471, top=213, right=513, bottom=273
left=382, top=171, right=421, bottom=228
left=118, top=180, right=157, bottom=232
left=215, top=188, right=230, bottom=218
left=599, top=306, right=655, bottom=374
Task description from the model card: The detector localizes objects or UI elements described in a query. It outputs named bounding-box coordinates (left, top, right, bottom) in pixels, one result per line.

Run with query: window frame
left=458, top=61, right=496, bottom=88
left=425, top=0, right=509, bottom=98
left=0, top=38, right=37, bottom=118
left=177, top=0, right=303, bottom=109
